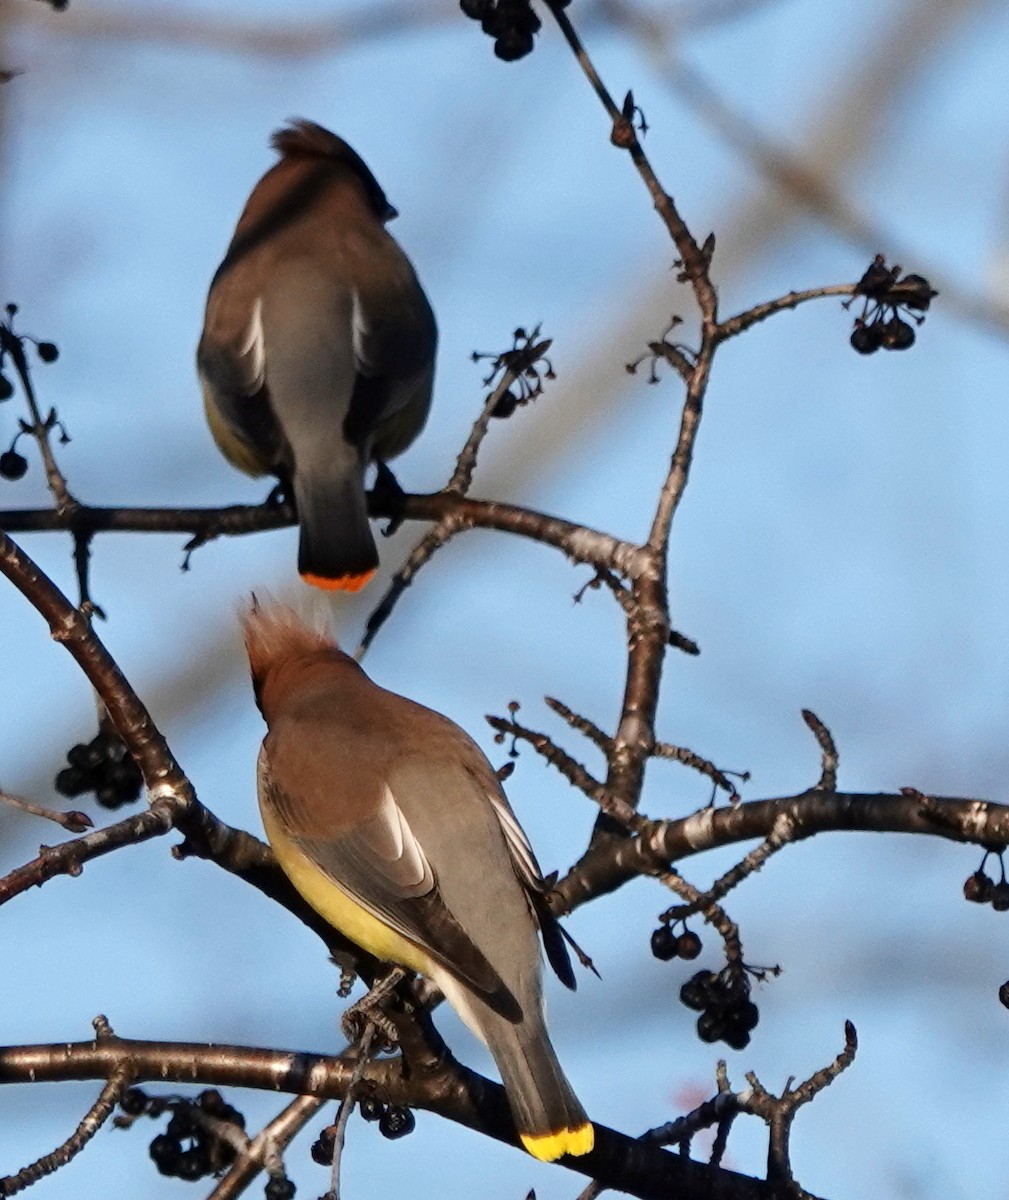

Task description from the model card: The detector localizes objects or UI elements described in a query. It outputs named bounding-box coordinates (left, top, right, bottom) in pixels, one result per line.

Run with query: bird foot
left=341, top=967, right=406, bottom=1051
left=372, top=461, right=406, bottom=537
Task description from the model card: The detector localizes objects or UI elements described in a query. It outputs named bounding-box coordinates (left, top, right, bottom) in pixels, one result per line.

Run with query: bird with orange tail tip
left=242, top=602, right=595, bottom=1162
left=198, top=121, right=436, bottom=592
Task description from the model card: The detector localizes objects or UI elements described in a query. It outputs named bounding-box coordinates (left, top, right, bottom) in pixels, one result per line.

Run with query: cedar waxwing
left=198, top=121, right=437, bottom=592
left=243, top=603, right=594, bottom=1162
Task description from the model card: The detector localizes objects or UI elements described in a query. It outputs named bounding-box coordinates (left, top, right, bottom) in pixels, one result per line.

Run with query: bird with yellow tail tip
left=242, top=602, right=595, bottom=1162
left=198, top=120, right=436, bottom=592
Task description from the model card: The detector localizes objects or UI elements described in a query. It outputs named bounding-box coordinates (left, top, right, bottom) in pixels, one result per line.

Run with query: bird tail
left=293, top=456, right=378, bottom=592
left=257, top=279, right=379, bottom=592
left=441, top=970, right=593, bottom=1163
left=489, top=1013, right=594, bottom=1161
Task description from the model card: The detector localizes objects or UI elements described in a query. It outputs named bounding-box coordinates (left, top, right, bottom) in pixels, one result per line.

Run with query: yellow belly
left=261, top=802, right=433, bottom=978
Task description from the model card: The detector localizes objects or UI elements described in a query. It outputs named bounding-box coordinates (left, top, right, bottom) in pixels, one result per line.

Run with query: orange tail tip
left=300, top=568, right=376, bottom=593
left=520, top=1123, right=595, bottom=1162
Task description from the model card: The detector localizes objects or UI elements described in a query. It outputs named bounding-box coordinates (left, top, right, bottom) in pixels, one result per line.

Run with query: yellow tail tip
left=520, top=1123, right=594, bottom=1162
left=300, top=569, right=376, bottom=593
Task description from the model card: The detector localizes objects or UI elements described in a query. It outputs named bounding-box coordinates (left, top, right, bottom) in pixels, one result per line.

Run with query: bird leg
left=340, top=965, right=407, bottom=1050
left=371, top=460, right=406, bottom=537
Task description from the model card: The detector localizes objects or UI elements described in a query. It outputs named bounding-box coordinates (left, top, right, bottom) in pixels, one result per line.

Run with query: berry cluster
left=650, top=924, right=702, bottom=961
left=0, top=304, right=62, bottom=483
left=459, top=0, right=567, bottom=61
left=118, top=1088, right=252, bottom=1184
left=472, top=325, right=555, bottom=419
left=0, top=302, right=59, bottom=402
left=963, top=866, right=1009, bottom=910
left=679, top=966, right=760, bottom=1050
left=311, top=1096, right=415, bottom=1164
left=56, top=727, right=143, bottom=809
left=846, top=255, right=936, bottom=356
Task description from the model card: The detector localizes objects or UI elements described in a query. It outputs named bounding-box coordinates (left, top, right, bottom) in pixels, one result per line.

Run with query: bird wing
left=340, top=272, right=435, bottom=455
left=198, top=283, right=286, bottom=475
left=478, top=772, right=578, bottom=991
left=262, top=767, right=522, bottom=1022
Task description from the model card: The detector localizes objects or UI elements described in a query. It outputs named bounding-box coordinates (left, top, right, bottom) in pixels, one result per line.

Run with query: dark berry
left=0, top=450, right=28, bottom=480
left=1000, top=981, right=1009, bottom=1009
left=120, top=1087, right=149, bottom=1116
left=696, top=1009, right=725, bottom=1044
left=358, top=1094, right=384, bottom=1123
left=964, top=870, right=992, bottom=903
left=176, top=1147, right=210, bottom=1182
left=149, top=1133, right=182, bottom=1175
left=491, top=389, right=518, bottom=418
left=481, top=8, right=504, bottom=34
left=167, top=1109, right=196, bottom=1139
left=96, top=782, right=127, bottom=809
left=737, top=999, right=760, bottom=1032
left=264, top=1176, right=296, bottom=1200
left=676, top=931, right=702, bottom=960
left=721, top=1021, right=751, bottom=1051
left=498, top=0, right=539, bottom=32
left=680, top=970, right=717, bottom=1012
left=109, top=760, right=143, bottom=800
left=881, top=317, right=914, bottom=350
left=494, top=30, right=534, bottom=60
left=68, top=740, right=104, bottom=770
left=0, top=374, right=13, bottom=401
left=36, top=341, right=59, bottom=363
left=310, top=1128, right=335, bottom=1166
left=197, top=1089, right=226, bottom=1115
left=55, top=766, right=90, bottom=797
left=378, top=1105, right=415, bottom=1140
left=850, top=323, right=881, bottom=355
left=650, top=925, right=678, bottom=961
left=991, top=881, right=1009, bottom=912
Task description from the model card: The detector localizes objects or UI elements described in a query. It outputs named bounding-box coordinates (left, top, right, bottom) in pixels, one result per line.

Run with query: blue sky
left=2, top=1, right=1009, bottom=1197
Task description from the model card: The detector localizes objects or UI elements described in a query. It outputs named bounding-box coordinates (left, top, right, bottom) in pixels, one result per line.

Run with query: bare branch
left=0, top=1058, right=129, bottom=1195
left=0, top=1031, right=788, bottom=1200
left=552, top=789, right=1009, bottom=915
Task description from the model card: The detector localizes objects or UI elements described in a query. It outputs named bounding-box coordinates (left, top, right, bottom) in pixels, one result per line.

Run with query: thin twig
left=326, top=1026, right=376, bottom=1200
left=208, top=1095, right=323, bottom=1200
left=0, top=316, right=75, bottom=513
left=484, top=712, right=642, bottom=828
left=545, top=697, right=612, bottom=755
left=357, top=516, right=464, bottom=658
left=716, top=284, right=856, bottom=341
left=801, top=709, right=838, bottom=791
left=651, top=742, right=740, bottom=799
left=448, top=364, right=524, bottom=495
left=0, top=787, right=91, bottom=833
left=656, top=869, right=743, bottom=964
left=0, top=799, right=178, bottom=906
left=360, top=347, right=548, bottom=656
left=0, top=1066, right=130, bottom=1196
